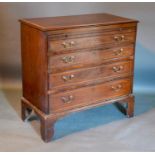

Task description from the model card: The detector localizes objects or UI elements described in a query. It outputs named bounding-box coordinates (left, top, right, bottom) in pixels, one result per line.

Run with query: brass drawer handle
left=114, top=35, right=125, bottom=41
left=111, top=84, right=122, bottom=92
left=70, top=41, right=75, bottom=46
left=114, top=48, right=123, bottom=55
left=62, top=74, right=75, bottom=81
left=62, top=41, right=75, bottom=48
left=112, top=66, right=124, bottom=72
left=62, top=42, right=68, bottom=48
left=62, top=56, right=75, bottom=63
left=61, top=95, right=74, bottom=104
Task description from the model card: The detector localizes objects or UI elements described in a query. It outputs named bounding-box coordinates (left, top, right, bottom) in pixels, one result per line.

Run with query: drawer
left=48, top=45, right=134, bottom=73
left=47, top=23, right=137, bottom=37
left=49, top=78, right=132, bottom=112
left=49, top=60, right=133, bottom=89
left=48, top=31, right=136, bottom=54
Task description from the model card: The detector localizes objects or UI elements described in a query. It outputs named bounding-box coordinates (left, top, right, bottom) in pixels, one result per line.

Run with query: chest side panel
left=21, top=23, right=49, bottom=113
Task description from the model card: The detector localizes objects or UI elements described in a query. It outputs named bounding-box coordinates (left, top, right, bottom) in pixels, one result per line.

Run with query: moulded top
left=19, top=13, right=138, bottom=31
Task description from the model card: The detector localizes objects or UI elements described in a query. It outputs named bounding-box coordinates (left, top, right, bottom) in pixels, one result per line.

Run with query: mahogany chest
left=20, top=13, right=138, bottom=142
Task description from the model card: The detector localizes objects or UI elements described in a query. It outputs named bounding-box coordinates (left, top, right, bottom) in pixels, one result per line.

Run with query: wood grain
left=20, top=13, right=138, bottom=31
left=48, top=32, right=136, bottom=53
left=21, top=24, right=49, bottom=113
left=48, top=45, right=134, bottom=73
left=49, top=59, right=133, bottom=88
left=49, top=78, right=132, bottom=112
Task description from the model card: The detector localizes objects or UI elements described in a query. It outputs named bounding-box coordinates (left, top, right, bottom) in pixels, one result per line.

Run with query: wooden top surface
left=20, top=13, right=138, bottom=31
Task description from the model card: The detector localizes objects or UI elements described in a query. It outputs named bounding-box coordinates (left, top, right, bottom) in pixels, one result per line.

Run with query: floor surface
left=0, top=89, right=155, bottom=151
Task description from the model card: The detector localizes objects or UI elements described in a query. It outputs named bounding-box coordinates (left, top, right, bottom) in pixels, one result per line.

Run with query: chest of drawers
left=20, top=13, right=138, bottom=142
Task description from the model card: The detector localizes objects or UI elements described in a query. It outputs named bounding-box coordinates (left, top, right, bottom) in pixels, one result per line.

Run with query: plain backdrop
left=0, top=2, right=155, bottom=93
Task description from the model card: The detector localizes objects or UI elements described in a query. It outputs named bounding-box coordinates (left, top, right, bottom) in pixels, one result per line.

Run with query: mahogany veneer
left=20, top=13, right=138, bottom=142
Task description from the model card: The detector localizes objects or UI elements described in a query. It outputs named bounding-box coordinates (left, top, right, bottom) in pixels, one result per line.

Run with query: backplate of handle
left=112, top=65, right=124, bottom=72
left=62, top=56, right=75, bottom=63
left=62, top=41, right=75, bottom=48
left=111, top=84, right=122, bottom=92
left=114, top=35, right=125, bottom=41
left=61, top=95, right=74, bottom=104
left=62, top=74, right=75, bottom=81
left=114, top=48, right=124, bottom=55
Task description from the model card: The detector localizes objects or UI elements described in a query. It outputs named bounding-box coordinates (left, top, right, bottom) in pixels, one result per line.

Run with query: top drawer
left=47, top=23, right=136, bottom=55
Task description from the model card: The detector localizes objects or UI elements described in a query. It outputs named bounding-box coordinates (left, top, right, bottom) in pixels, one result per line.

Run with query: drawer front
left=49, top=78, right=132, bottom=112
left=48, top=31, right=136, bottom=54
left=49, top=60, right=133, bottom=88
left=47, top=23, right=136, bottom=37
left=48, top=45, right=134, bottom=73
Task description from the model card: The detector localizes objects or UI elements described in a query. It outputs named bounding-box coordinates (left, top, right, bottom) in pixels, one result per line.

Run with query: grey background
left=0, top=2, right=155, bottom=93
